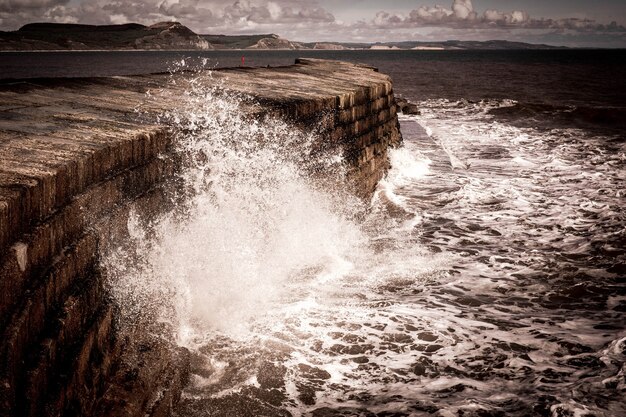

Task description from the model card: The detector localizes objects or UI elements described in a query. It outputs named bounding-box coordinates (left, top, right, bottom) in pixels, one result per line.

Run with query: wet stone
left=330, top=343, right=375, bottom=355
left=409, top=402, right=439, bottom=414
left=311, top=408, right=341, bottom=417
left=593, top=323, right=622, bottom=330
left=298, top=363, right=331, bottom=380
left=415, top=344, right=443, bottom=353
left=311, top=407, right=376, bottom=417
left=533, top=395, right=559, bottom=417
left=411, top=356, right=437, bottom=377
left=456, top=296, right=484, bottom=307
left=336, top=321, right=362, bottom=331
left=403, top=104, right=420, bottom=115
left=607, top=263, right=626, bottom=275
left=540, top=368, right=570, bottom=383
left=442, top=365, right=468, bottom=378
left=612, top=302, right=626, bottom=312
left=396, top=97, right=421, bottom=115
left=557, top=340, right=594, bottom=355
left=437, top=383, right=470, bottom=394
left=551, top=404, right=579, bottom=417
left=382, top=333, right=413, bottom=343
left=602, top=377, right=619, bottom=389
left=565, top=355, right=605, bottom=369
left=381, top=342, right=405, bottom=353
left=296, top=383, right=318, bottom=406
left=374, top=300, right=395, bottom=307
left=241, top=386, right=287, bottom=407
left=495, top=341, right=534, bottom=353
left=189, top=352, right=213, bottom=379
left=417, top=332, right=438, bottom=342
left=342, top=333, right=365, bottom=343
left=257, top=361, right=287, bottom=389
left=411, top=362, right=427, bottom=376
left=365, top=323, right=387, bottom=331
left=310, top=340, right=324, bottom=352
left=347, top=391, right=374, bottom=403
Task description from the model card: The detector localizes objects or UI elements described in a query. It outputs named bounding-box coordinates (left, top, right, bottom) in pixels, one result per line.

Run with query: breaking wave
left=103, top=74, right=368, bottom=339
left=103, top=79, right=625, bottom=417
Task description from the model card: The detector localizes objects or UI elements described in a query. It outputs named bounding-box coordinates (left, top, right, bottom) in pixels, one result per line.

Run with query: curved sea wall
left=0, top=59, right=402, bottom=417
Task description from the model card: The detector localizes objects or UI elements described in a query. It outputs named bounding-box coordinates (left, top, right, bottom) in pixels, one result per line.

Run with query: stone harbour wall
left=0, top=59, right=402, bottom=417
left=220, top=58, right=402, bottom=198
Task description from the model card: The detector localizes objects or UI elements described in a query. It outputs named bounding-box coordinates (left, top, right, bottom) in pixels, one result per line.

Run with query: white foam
left=387, top=146, right=432, bottom=186
left=512, top=155, right=536, bottom=167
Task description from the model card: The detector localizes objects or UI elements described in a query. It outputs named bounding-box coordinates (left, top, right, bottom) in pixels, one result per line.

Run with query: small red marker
left=241, top=56, right=245, bottom=66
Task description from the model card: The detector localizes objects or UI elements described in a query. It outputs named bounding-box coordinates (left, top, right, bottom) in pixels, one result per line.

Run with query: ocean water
left=3, top=51, right=624, bottom=416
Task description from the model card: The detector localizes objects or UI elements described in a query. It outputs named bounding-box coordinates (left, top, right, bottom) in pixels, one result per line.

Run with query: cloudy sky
left=1, top=0, right=625, bottom=47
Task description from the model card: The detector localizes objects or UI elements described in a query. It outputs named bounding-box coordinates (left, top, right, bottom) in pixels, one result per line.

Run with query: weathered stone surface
left=0, top=59, right=402, bottom=417
left=395, top=96, right=421, bottom=115
left=404, top=103, right=421, bottom=115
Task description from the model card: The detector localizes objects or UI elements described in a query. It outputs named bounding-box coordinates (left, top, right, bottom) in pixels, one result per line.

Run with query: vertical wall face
left=0, top=59, right=402, bottom=417
left=0, top=127, right=181, bottom=417
left=295, top=86, right=403, bottom=199
left=330, top=78, right=403, bottom=198
left=235, top=58, right=403, bottom=199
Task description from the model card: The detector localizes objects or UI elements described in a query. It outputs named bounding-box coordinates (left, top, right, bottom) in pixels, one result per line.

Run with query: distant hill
left=0, top=21, right=565, bottom=51
left=0, top=22, right=211, bottom=50
left=203, top=33, right=305, bottom=50
left=245, top=34, right=306, bottom=50
left=322, top=40, right=565, bottom=50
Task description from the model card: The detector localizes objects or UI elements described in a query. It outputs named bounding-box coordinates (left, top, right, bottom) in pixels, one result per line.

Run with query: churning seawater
left=48, top=52, right=623, bottom=416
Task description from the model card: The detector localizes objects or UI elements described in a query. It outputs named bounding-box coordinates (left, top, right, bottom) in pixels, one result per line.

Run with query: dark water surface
left=5, top=50, right=624, bottom=416
left=1, top=50, right=624, bottom=103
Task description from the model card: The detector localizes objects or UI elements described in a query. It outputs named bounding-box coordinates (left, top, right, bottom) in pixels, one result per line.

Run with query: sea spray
left=103, top=70, right=366, bottom=342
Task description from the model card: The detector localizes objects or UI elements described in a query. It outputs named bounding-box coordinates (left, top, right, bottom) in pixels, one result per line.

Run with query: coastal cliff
left=0, top=59, right=402, bottom=417
left=0, top=21, right=563, bottom=51
left=0, top=22, right=212, bottom=51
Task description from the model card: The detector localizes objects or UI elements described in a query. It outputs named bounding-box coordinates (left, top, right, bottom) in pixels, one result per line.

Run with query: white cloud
left=0, top=0, right=335, bottom=31
left=411, top=6, right=452, bottom=23
left=484, top=9, right=529, bottom=25
left=0, top=0, right=67, bottom=12
left=370, top=0, right=532, bottom=29
left=452, top=0, right=476, bottom=20
left=0, top=0, right=624, bottom=47
left=369, top=0, right=622, bottom=33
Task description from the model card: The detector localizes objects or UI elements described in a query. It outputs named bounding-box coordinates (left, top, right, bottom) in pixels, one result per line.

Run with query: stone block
left=19, top=275, right=107, bottom=417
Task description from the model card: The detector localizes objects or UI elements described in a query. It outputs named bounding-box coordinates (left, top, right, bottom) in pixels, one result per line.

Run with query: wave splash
left=103, top=74, right=366, bottom=340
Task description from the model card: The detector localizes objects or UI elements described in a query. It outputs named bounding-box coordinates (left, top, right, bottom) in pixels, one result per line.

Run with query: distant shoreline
left=0, top=21, right=573, bottom=52
left=3, top=48, right=624, bottom=53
